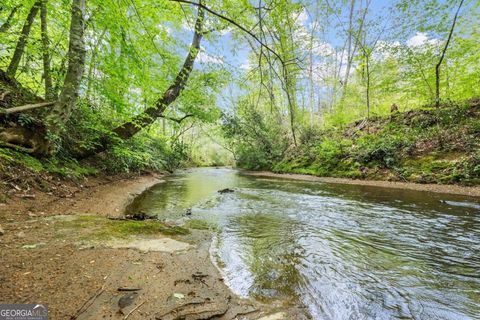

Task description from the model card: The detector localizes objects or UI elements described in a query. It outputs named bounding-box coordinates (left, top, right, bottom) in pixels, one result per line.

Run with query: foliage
left=0, top=0, right=479, bottom=186
left=270, top=103, right=480, bottom=185
left=0, top=147, right=97, bottom=178
left=223, top=108, right=290, bottom=170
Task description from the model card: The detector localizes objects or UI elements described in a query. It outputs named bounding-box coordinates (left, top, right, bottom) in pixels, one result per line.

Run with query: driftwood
left=117, top=287, right=141, bottom=292
left=70, top=274, right=110, bottom=319
left=123, top=301, right=146, bottom=320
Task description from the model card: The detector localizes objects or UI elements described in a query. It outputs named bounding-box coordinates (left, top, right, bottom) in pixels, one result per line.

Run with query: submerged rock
left=218, top=188, right=234, bottom=194
left=125, top=210, right=156, bottom=220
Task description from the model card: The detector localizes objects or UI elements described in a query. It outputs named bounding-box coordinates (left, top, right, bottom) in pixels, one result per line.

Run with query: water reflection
left=128, top=168, right=480, bottom=320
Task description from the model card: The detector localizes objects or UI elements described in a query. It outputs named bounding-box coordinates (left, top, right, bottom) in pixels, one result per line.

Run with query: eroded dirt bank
left=243, top=171, right=480, bottom=197
left=0, top=173, right=308, bottom=319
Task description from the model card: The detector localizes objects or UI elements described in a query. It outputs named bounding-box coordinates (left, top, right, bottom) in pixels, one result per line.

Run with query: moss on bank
left=183, top=219, right=214, bottom=230
left=53, top=215, right=190, bottom=241
left=0, top=147, right=97, bottom=179
left=273, top=101, right=480, bottom=185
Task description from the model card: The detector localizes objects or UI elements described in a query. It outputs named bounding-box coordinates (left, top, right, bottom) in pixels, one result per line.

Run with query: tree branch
left=0, top=101, right=55, bottom=115
left=435, top=0, right=464, bottom=106
left=169, top=0, right=284, bottom=64
left=160, top=113, right=194, bottom=123
left=0, top=5, right=22, bottom=33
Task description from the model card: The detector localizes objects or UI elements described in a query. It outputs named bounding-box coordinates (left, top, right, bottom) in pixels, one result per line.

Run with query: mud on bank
left=0, top=173, right=309, bottom=319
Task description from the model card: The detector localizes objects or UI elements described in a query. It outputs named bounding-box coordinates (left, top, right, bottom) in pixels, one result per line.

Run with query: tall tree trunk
left=6, top=1, right=40, bottom=78
left=435, top=0, right=464, bottom=107
left=40, top=0, right=54, bottom=100
left=0, top=5, right=22, bottom=33
left=46, top=0, right=87, bottom=136
left=341, top=0, right=356, bottom=102
left=79, top=0, right=205, bottom=158
left=308, top=19, right=316, bottom=128
left=365, top=52, right=370, bottom=121
left=282, top=64, right=298, bottom=146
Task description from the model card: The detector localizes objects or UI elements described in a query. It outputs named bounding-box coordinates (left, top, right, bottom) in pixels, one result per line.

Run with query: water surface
left=129, top=168, right=480, bottom=320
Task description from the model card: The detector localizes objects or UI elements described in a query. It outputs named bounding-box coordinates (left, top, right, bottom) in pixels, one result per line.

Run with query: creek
left=128, top=168, right=480, bottom=319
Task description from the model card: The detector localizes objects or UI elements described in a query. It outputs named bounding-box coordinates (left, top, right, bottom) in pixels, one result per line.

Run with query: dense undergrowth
left=0, top=95, right=192, bottom=191
left=0, top=75, right=219, bottom=195
left=0, top=128, right=190, bottom=192
left=229, top=100, right=480, bottom=185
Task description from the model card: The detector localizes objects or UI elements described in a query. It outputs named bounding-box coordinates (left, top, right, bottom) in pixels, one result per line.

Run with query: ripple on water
left=128, top=168, right=480, bottom=320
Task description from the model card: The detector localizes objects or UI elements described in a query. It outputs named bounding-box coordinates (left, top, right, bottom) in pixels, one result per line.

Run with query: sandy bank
left=0, top=173, right=308, bottom=319
left=242, top=171, right=480, bottom=197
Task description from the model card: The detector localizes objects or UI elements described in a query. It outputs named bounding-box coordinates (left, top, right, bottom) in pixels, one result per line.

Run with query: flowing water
left=128, top=168, right=480, bottom=319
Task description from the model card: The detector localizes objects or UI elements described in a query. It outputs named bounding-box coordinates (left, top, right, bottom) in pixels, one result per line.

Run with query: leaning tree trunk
left=6, top=1, right=40, bottom=78
left=113, top=2, right=204, bottom=139
left=46, top=0, right=87, bottom=137
left=40, top=0, right=54, bottom=100
left=79, top=1, right=205, bottom=158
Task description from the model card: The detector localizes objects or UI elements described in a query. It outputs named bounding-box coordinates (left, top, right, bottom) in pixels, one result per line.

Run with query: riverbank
left=0, top=173, right=307, bottom=319
left=243, top=171, right=480, bottom=197
left=232, top=102, right=480, bottom=187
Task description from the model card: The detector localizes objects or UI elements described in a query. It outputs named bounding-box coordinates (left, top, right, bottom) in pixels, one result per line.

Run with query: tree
left=45, top=0, right=87, bottom=139
left=0, top=4, right=22, bottom=33
left=40, top=0, right=54, bottom=100
left=435, top=0, right=465, bottom=107
left=6, top=1, right=40, bottom=78
left=0, top=0, right=87, bottom=155
left=78, top=0, right=206, bottom=157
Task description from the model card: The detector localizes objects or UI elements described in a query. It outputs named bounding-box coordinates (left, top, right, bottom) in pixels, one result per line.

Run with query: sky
left=166, top=0, right=472, bottom=110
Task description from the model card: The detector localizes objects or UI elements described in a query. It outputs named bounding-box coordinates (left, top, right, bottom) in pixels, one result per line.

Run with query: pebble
left=0, top=225, right=4, bottom=235
left=16, top=231, right=26, bottom=238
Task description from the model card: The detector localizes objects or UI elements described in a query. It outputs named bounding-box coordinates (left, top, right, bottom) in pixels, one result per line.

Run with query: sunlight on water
left=128, top=168, right=480, bottom=320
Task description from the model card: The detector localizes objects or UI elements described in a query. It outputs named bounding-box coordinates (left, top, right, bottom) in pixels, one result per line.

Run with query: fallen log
left=0, top=101, right=54, bottom=115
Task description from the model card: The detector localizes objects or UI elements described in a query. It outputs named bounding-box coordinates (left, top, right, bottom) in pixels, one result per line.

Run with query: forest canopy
left=0, top=0, right=479, bottom=182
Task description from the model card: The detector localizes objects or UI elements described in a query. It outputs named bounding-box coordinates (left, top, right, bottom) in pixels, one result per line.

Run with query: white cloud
left=407, top=32, right=428, bottom=47
left=407, top=32, right=440, bottom=48
left=240, top=62, right=252, bottom=71
left=197, top=50, right=224, bottom=64
left=295, top=9, right=309, bottom=26
left=311, top=41, right=336, bottom=57
left=157, top=25, right=172, bottom=35
left=309, top=61, right=335, bottom=83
